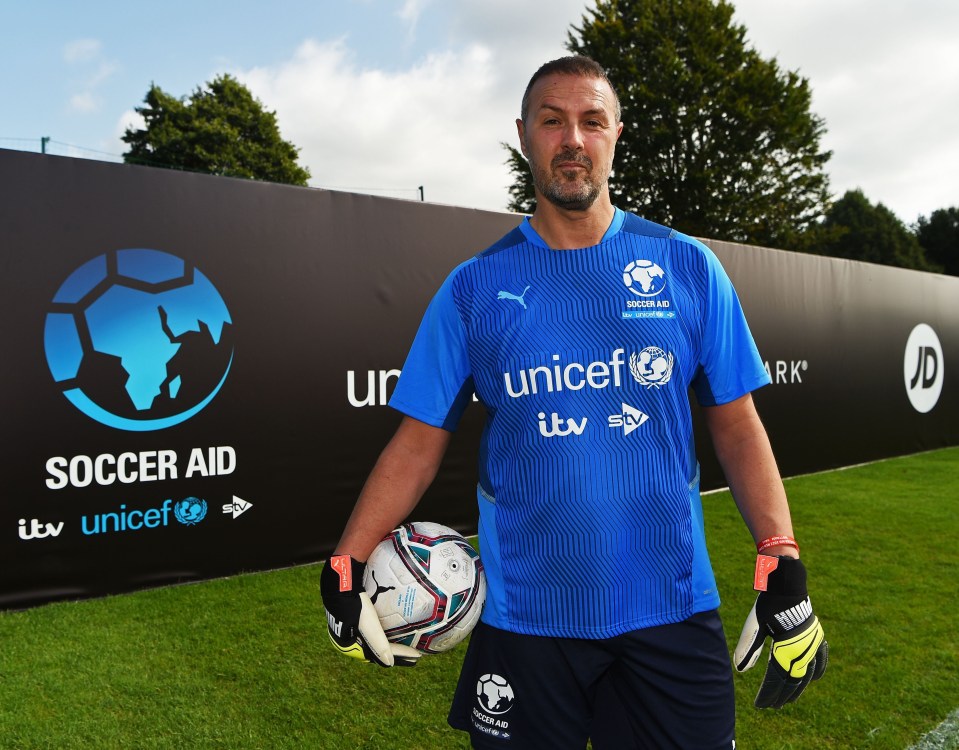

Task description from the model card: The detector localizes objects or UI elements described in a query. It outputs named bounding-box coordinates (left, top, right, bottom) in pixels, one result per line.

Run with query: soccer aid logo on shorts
left=623, top=260, right=666, bottom=297
left=43, top=249, right=234, bottom=431
left=477, top=673, right=515, bottom=715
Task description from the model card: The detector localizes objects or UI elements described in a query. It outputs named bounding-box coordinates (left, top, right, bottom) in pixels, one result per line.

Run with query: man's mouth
left=552, top=152, right=592, bottom=172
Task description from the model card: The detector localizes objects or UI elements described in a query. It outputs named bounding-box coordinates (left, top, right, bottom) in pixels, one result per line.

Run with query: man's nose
left=561, top=123, right=585, bottom=150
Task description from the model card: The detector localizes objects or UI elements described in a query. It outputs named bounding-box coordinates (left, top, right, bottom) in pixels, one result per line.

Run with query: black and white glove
left=320, top=554, right=421, bottom=667
left=734, top=555, right=828, bottom=708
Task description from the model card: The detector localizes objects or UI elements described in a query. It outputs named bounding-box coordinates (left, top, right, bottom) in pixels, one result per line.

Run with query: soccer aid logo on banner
left=44, top=249, right=234, bottom=431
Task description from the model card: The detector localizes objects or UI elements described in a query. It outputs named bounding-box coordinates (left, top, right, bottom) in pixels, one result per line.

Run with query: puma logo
left=497, top=285, right=531, bottom=309
left=369, top=570, right=396, bottom=604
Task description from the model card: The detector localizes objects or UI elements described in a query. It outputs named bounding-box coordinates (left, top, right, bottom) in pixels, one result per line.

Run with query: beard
left=530, top=149, right=605, bottom=211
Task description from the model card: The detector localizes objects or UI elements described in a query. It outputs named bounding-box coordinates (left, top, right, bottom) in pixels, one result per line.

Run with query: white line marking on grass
left=907, top=708, right=959, bottom=750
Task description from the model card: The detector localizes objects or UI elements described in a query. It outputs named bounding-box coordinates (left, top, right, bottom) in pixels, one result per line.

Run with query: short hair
left=520, top=55, right=622, bottom=124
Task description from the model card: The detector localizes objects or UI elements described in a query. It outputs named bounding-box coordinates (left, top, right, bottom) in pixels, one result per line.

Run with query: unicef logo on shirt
left=44, top=249, right=234, bottom=432
left=623, top=260, right=666, bottom=297
left=630, top=347, right=675, bottom=388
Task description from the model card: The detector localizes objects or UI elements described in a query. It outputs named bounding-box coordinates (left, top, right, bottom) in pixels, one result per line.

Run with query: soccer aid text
left=44, top=446, right=236, bottom=489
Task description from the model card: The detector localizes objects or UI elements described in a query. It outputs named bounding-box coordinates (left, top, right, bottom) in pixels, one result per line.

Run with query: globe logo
left=629, top=347, right=675, bottom=388
left=174, top=497, right=208, bottom=525
left=476, top=673, right=514, bottom=715
left=44, top=249, right=234, bottom=431
left=623, top=259, right=666, bottom=297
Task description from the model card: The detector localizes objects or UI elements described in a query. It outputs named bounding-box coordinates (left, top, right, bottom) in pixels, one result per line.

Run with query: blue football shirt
left=389, top=209, right=771, bottom=638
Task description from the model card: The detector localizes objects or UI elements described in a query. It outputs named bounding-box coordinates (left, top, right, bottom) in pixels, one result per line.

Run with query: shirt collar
left=519, top=207, right=625, bottom=249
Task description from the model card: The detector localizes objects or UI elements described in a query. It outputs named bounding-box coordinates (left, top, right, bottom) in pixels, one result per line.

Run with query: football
left=622, top=259, right=666, bottom=297
left=363, top=522, right=486, bottom=654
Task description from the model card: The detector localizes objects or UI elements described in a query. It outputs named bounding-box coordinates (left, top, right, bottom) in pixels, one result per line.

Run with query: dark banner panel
left=701, top=240, right=958, bottom=485
left=1, top=150, right=515, bottom=608
left=2, top=149, right=956, bottom=609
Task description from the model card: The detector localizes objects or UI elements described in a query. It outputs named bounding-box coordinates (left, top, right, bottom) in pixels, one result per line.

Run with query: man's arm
left=320, top=415, right=452, bottom=668
left=335, top=415, right=453, bottom=560
left=701, top=392, right=797, bottom=558
left=703, top=392, right=828, bottom=707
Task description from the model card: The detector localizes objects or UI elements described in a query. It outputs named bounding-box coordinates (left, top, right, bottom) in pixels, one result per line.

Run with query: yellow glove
left=734, top=556, right=828, bottom=708
left=321, top=555, right=421, bottom=667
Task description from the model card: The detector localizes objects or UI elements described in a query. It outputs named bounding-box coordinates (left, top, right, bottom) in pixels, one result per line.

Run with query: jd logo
left=904, top=324, right=944, bottom=413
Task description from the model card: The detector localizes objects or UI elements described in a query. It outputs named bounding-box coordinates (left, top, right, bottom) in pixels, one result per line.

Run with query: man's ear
left=516, top=118, right=528, bottom=158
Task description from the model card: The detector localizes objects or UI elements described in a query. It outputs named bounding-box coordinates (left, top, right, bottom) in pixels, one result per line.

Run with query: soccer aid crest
left=43, top=248, right=233, bottom=431
left=473, top=673, right=515, bottom=740
left=623, top=259, right=666, bottom=297
left=476, top=674, right=515, bottom=714
left=363, top=522, right=486, bottom=654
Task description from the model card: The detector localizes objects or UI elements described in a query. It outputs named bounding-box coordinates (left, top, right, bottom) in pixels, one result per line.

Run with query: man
left=322, top=55, right=827, bottom=749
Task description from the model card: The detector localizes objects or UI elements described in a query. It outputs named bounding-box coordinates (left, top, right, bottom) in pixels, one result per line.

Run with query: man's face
left=517, top=73, right=623, bottom=212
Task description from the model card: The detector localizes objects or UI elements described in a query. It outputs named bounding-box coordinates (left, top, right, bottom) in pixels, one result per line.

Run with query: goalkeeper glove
left=734, top=555, right=828, bottom=709
left=320, top=554, right=421, bottom=667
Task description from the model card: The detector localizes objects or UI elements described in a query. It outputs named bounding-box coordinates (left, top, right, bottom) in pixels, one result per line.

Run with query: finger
left=769, top=617, right=824, bottom=678
left=755, top=631, right=827, bottom=708
left=811, top=640, right=829, bottom=681
left=390, top=644, right=423, bottom=668
left=734, top=600, right=765, bottom=672
left=326, top=629, right=368, bottom=662
left=754, top=657, right=809, bottom=709
left=356, top=592, right=395, bottom=667
left=754, top=659, right=791, bottom=709
left=781, top=662, right=815, bottom=706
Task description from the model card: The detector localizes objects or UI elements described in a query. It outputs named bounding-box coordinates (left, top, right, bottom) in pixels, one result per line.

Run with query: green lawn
left=1, top=447, right=957, bottom=749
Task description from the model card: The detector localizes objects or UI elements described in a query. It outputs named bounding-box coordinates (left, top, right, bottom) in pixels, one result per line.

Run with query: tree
left=916, top=207, right=959, bottom=276
left=504, top=142, right=536, bottom=214
left=122, top=74, right=310, bottom=186
left=813, top=190, right=937, bottom=271
left=506, top=0, right=832, bottom=249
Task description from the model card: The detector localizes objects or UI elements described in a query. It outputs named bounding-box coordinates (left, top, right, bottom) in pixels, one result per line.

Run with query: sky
left=2, top=0, right=957, bottom=225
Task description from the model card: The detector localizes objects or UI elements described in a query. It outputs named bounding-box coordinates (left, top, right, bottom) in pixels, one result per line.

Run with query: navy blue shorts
left=448, top=611, right=735, bottom=750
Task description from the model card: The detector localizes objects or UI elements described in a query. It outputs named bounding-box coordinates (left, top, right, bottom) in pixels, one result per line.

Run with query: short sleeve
left=691, top=245, right=771, bottom=406
left=388, top=260, right=475, bottom=431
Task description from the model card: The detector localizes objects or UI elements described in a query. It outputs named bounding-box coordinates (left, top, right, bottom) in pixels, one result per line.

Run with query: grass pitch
left=1, top=446, right=957, bottom=749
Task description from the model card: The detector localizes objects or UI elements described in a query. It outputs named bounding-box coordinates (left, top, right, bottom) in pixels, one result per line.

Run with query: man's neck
left=528, top=195, right=617, bottom=250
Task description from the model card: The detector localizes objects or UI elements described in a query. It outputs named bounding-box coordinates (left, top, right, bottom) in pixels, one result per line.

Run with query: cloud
left=396, top=0, right=432, bottom=33
left=732, top=0, right=959, bottom=220
left=69, top=93, right=98, bottom=113
left=218, top=0, right=958, bottom=220
left=239, top=38, right=511, bottom=208
left=62, top=40, right=119, bottom=116
left=235, top=1, right=587, bottom=211
left=106, top=109, right=144, bottom=159
left=63, top=38, right=102, bottom=64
